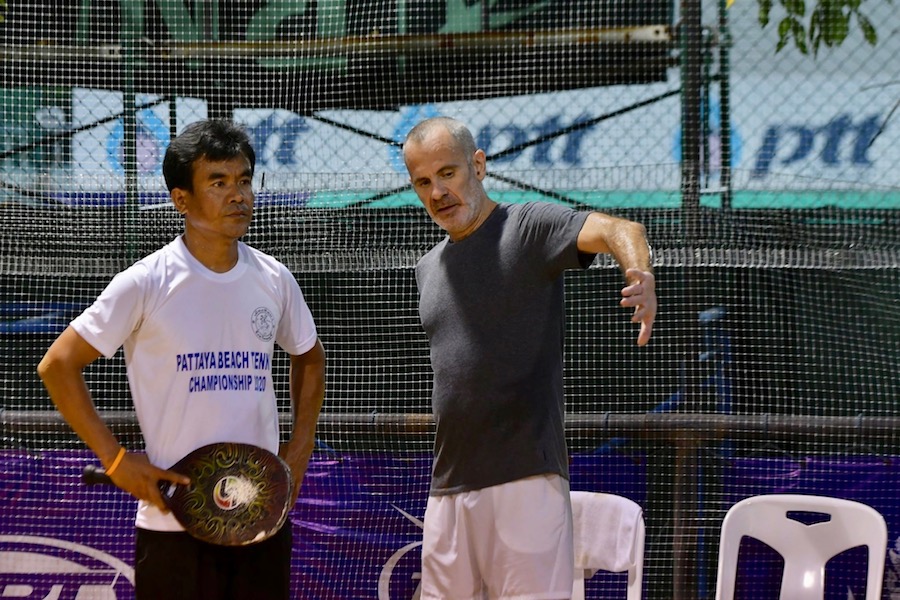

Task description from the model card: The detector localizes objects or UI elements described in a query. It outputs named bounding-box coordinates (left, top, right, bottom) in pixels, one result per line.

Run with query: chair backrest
left=570, top=491, right=645, bottom=600
left=715, top=494, right=887, bottom=600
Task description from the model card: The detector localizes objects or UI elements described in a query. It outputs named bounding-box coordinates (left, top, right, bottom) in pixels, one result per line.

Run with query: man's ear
left=171, top=188, right=188, bottom=215
left=473, top=149, right=487, bottom=181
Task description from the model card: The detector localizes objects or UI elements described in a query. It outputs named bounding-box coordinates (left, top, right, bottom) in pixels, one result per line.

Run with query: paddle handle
left=82, top=464, right=114, bottom=485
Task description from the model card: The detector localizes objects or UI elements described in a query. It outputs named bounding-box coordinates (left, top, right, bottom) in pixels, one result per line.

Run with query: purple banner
left=720, top=456, right=900, bottom=600
left=0, top=450, right=644, bottom=599
left=10, top=450, right=898, bottom=598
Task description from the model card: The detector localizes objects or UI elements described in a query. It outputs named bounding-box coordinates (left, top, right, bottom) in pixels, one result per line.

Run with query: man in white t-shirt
left=38, top=119, right=326, bottom=600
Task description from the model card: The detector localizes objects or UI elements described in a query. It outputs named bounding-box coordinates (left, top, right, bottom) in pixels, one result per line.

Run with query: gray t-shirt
left=416, top=202, right=594, bottom=495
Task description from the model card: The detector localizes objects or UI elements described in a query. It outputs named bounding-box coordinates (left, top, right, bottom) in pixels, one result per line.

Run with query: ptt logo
left=0, top=535, right=134, bottom=599
left=751, top=113, right=880, bottom=178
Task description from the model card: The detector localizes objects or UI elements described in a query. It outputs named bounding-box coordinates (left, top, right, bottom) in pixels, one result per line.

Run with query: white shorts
left=420, top=474, right=574, bottom=600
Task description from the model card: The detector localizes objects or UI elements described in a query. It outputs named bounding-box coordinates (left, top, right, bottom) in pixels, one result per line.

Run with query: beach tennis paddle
left=82, top=442, right=292, bottom=546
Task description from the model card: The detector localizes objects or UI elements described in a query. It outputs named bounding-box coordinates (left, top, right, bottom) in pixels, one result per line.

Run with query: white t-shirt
left=71, top=236, right=318, bottom=531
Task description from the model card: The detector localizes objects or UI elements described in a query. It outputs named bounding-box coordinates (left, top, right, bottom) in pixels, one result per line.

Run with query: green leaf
left=809, top=8, right=821, bottom=40
left=833, top=13, right=850, bottom=43
left=778, top=17, right=791, bottom=40
left=858, top=13, right=877, bottom=45
left=777, top=16, right=793, bottom=37
left=820, top=2, right=849, bottom=46
left=754, top=0, right=882, bottom=56
left=776, top=16, right=793, bottom=51
left=759, top=0, right=773, bottom=26
left=782, top=0, right=806, bottom=17
left=811, top=35, right=822, bottom=55
left=791, top=18, right=809, bottom=52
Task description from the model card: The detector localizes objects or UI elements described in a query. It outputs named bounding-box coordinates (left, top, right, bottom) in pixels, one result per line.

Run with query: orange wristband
left=105, top=447, right=127, bottom=476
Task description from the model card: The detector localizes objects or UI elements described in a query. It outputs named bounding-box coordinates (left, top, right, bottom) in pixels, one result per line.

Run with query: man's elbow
left=36, top=345, right=79, bottom=389
left=36, top=352, right=55, bottom=385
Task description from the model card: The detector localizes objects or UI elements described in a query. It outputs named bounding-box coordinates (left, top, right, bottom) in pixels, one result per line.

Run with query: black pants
left=134, top=524, right=293, bottom=600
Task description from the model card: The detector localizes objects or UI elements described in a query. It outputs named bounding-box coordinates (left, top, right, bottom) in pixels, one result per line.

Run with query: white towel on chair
left=571, top=491, right=642, bottom=574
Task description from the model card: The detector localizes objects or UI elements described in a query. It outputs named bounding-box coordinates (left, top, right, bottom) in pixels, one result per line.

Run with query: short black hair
left=162, top=119, right=256, bottom=192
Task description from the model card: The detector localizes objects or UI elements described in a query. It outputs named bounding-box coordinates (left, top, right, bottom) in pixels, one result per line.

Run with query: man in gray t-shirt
left=404, top=117, right=657, bottom=600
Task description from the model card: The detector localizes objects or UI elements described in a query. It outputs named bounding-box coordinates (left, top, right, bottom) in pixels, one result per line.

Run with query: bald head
left=403, top=117, right=477, bottom=166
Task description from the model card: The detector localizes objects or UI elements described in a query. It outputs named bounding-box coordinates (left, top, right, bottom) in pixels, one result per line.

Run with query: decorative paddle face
left=160, top=442, right=293, bottom=546
left=83, top=442, right=292, bottom=546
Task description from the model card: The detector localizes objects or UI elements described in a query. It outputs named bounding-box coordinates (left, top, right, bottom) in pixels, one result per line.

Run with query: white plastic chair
left=715, top=494, right=887, bottom=600
left=570, top=491, right=645, bottom=600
